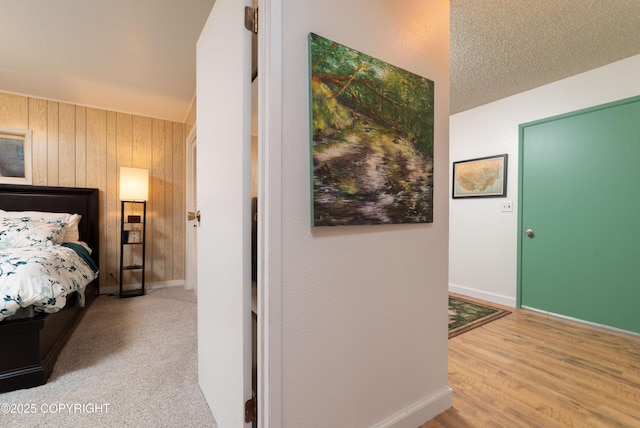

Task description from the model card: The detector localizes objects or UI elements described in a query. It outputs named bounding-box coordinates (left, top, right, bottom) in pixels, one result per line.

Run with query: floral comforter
left=0, top=245, right=98, bottom=321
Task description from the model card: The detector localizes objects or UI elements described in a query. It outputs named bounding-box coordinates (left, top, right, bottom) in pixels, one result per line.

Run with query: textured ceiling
left=450, top=0, right=640, bottom=114
left=2, top=1, right=640, bottom=120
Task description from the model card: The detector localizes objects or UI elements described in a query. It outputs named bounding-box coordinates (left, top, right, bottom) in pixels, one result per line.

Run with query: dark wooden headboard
left=0, top=184, right=100, bottom=268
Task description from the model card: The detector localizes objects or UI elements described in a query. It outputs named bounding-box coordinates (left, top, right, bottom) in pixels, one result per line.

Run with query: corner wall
left=279, top=0, right=451, bottom=426
left=449, top=54, right=640, bottom=306
left=0, top=92, right=186, bottom=292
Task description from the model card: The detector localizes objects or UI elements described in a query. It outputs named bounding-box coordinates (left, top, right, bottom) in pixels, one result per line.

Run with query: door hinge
left=244, top=6, right=258, bottom=34
left=245, top=397, right=257, bottom=423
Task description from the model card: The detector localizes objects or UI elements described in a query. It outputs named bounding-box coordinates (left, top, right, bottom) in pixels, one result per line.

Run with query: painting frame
left=452, top=154, right=508, bottom=199
left=0, top=127, right=32, bottom=185
left=308, top=33, right=435, bottom=226
left=127, top=230, right=142, bottom=244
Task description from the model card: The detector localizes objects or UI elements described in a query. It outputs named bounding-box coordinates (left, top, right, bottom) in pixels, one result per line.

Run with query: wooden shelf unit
left=119, top=200, right=146, bottom=298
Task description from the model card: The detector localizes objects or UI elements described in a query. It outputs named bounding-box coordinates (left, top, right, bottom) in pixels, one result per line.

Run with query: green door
left=519, top=96, right=640, bottom=333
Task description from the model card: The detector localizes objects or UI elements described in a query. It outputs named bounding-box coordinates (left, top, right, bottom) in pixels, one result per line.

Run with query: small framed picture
left=127, top=230, right=141, bottom=243
left=452, top=154, right=508, bottom=198
left=127, top=215, right=141, bottom=223
left=0, top=127, right=32, bottom=185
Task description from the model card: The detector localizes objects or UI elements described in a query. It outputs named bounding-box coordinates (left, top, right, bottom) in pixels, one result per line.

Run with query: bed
left=0, top=184, right=99, bottom=392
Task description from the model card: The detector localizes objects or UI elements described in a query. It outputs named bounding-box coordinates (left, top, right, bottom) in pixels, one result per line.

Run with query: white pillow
left=63, top=213, right=81, bottom=242
left=0, top=209, right=81, bottom=244
left=0, top=217, right=67, bottom=248
left=0, top=209, right=69, bottom=221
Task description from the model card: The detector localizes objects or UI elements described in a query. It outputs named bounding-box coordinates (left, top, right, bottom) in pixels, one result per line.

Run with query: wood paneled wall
left=0, top=92, right=185, bottom=292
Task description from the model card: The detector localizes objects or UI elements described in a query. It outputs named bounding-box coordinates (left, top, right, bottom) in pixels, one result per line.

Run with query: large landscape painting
left=309, top=33, right=434, bottom=226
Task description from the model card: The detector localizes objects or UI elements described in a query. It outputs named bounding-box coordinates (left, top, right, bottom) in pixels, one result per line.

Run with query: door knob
left=188, top=210, right=201, bottom=222
left=524, top=229, right=534, bottom=238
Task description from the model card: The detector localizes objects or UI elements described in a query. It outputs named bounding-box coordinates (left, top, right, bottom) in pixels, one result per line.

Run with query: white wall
left=279, top=0, right=451, bottom=426
left=449, top=54, right=640, bottom=307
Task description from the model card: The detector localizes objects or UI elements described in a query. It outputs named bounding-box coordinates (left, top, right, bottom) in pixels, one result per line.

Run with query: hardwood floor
left=422, top=298, right=640, bottom=427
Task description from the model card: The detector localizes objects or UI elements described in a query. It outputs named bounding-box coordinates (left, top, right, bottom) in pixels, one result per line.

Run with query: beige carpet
left=0, top=287, right=217, bottom=427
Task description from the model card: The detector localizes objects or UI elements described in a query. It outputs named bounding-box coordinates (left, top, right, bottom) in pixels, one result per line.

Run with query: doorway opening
left=185, top=130, right=198, bottom=293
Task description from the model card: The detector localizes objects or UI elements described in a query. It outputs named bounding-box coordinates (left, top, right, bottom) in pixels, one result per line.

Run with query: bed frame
left=0, top=184, right=100, bottom=392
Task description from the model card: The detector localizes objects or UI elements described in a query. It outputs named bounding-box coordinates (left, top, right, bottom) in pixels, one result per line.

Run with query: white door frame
left=192, top=1, right=283, bottom=424
left=185, top=125, right=197, bottom=292
left=257, top=0, right=283, bottom=426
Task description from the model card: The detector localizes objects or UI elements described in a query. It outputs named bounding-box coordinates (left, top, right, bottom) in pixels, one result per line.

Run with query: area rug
left=449, top=295, right=511, bottom=338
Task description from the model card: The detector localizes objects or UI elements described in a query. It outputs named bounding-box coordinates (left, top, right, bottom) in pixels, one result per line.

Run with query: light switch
left=501, top=201, right=513, bottom=212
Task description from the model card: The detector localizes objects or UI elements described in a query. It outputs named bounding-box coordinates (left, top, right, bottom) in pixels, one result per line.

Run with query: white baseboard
left=100, top=280, right=184, bottom=296
left=522, top=306, right=640, bottom=337
left=370, top=386, right=453, bottom=428
left=147, top=280, right=184, bottom=290
left=448, top=283, right=516, bottom=307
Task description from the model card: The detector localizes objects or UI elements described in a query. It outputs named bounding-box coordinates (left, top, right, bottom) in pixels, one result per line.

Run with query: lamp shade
left=120, top=167, right=149, bottom=201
